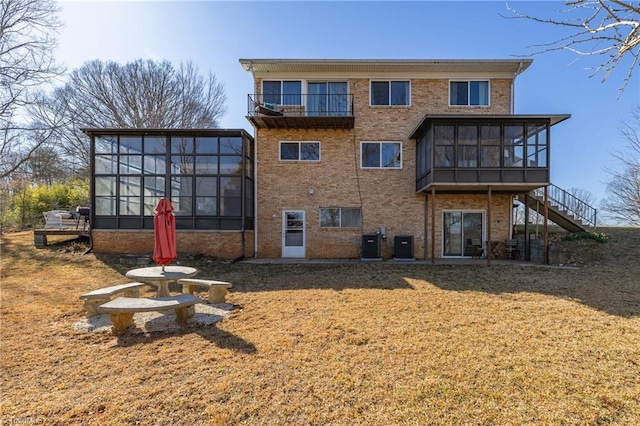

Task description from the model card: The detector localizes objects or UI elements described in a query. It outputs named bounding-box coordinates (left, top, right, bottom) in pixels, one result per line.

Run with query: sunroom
left=82, top=128, right=255, bottom=259
left=412, top=114, right=570, bottom=193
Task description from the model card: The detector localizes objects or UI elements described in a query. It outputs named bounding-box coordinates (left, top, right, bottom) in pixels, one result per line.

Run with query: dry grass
left=1, top=228, right=639, bottom=425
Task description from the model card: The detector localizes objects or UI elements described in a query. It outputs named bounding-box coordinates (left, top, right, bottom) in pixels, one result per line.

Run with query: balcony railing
left=246, top=94, right=355, bottom=129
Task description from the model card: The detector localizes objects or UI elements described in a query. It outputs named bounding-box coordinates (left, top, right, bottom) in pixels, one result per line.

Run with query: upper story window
left=280, top=142, right=320, bottom=161
left=370, top=81, right=410, bottom=106
left=361, top=142, right=402, bottom=169
left=450, top=81, right=489, bottom=106
left=263, top=80, right=302, bottom=105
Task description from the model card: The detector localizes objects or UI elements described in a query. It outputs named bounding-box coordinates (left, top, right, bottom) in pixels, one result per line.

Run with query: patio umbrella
left=153, top=198, right=177, bottom=272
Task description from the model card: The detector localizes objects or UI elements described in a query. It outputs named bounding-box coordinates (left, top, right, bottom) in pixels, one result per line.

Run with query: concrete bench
left=79, top=282, right=148, bottom=317
left=97, top=294, right=201, bottom=334
left=177, top=278, right=232, bottom=303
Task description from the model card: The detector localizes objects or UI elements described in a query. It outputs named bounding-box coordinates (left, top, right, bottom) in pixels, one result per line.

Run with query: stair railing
left=532, top=184, right=597, bottom=229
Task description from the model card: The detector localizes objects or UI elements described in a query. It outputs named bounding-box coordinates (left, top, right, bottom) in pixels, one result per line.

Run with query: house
left=83, top=59, right=596, bottom=262
left=82, top=128, right=255, bottom=259
left=240, top=58, right=594, bottom=261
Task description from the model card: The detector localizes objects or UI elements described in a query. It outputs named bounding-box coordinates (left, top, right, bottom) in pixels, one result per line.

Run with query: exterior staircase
left=519, top=184, right=597, bottom=233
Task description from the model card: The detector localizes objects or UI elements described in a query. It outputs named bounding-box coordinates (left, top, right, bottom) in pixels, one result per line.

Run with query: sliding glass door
left=307, top=82, right=348, bottom=116
left=443, top=211, right=484, bottom=257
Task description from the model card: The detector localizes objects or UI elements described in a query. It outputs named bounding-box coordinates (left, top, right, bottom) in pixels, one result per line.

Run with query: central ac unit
left=361, top=234, right=382, bottom=261
left=393, top=235, right=414, bottom=260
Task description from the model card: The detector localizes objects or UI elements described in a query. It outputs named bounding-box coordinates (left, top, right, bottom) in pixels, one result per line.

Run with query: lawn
left=1, top=228, right=639, bottom=425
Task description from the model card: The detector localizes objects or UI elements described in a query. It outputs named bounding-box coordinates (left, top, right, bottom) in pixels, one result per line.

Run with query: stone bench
left=79, top=282, right=148, bottom=317
left=97, top=294, right=201, bottom=334
left=177, top=278, right=232, bottom=303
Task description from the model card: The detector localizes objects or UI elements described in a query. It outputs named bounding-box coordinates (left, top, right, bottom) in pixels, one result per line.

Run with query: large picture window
left=450, top=81, right=489, bottom=106
left=320, top=208, right=362, bottom=228
left=370, top=81, right=410, bottom=106
left=361, top=142, right=401, bottom=169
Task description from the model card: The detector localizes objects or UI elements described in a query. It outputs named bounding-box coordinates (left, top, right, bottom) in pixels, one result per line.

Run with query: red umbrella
left=153, top=198, right=177, bottom=271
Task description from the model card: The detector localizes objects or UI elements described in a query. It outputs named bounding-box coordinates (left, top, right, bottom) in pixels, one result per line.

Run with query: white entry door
left=282, top=210, right=305, bottom=257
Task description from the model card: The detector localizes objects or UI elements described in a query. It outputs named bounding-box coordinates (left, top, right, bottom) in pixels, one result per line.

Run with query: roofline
left=239, top=58, right=533, bottom=75
left=80, top=128, right=254, bottom=139
left=409, top=114, right=571, bottom=139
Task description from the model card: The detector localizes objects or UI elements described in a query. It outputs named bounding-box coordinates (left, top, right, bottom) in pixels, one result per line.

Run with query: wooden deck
left=33, top=229, right=90, bottom=247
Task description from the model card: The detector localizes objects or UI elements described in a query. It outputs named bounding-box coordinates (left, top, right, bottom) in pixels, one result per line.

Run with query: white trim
left=282, top=210, right=306, bottom=257
left=448, top=80, right=491, bottom=107
left=441, top=209, right=486, bottom=258
left=279, top=141, right=321, bottom=162
left=360, top=141, right=403, bottom=169
left=240, top=58, right=533, bottom=77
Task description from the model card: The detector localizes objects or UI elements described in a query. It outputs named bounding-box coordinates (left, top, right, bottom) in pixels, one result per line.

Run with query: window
left=308, top=82, right=348, bottom=116
left=434, top=126, right=454, bottom=167
left=361, top=142, right=401, bottom=168
left=450, top=81, right=489, bottom=106
left=504, top=125, right=525, bottom=167
left=457, top=125, right=478, bottom=167
left=280, top=142, right=320, bottom=161
left=526, top=124, right=548, bottom=168
left=263, top=80, right=302, bottom=105
left=480, top=125, right=501, bottom=167
left=320, top=208, right=362, bottom=228
left=370, top=81, right=410, bottom=106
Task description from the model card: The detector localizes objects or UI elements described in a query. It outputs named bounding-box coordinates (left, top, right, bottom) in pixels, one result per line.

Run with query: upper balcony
left=246, top=94, right=355, bottom=130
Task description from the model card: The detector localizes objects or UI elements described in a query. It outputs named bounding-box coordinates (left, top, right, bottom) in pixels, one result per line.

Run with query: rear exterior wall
left=254, top=77, right=513, bottom=258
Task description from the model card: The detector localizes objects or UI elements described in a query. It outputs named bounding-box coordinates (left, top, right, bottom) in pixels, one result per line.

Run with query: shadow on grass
left=217, top=261, right=638, bottom=318
left=401, top=264, right=640, bottom=319
left=112, top=323, right=257, bottom=353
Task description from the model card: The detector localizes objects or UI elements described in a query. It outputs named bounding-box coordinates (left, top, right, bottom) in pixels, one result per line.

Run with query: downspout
left=511, top=61, right=525, bottom=114
left=253, top=132, right=258, bottom=258
left=87, top=134, right=95, bottom=254
left=237, top=134, right=248, bottom=262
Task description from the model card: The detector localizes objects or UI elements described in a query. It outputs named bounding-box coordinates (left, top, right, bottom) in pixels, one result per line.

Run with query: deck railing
left=532, top=184, right=597, bottom=228
left=247, top=94, right=354, bottom=117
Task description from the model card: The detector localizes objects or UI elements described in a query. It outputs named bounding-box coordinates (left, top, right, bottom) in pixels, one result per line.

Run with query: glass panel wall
left=415, top=119, right=551, bottom=188
left=434, top=125, right=454, bottom=167
left=526, top=124, right=547, bottom=168
left=91, top=132, right=254, bottom=230
left=480, top=125, right=501, bottom=167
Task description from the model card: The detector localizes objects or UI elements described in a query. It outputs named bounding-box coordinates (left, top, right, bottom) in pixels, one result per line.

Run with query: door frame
left=442, top=209, right=485, bottom=258
left=282, top=210, right=306, bottom=258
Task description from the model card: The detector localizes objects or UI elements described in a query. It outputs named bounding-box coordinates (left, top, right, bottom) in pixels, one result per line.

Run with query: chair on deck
left=505, top=239, right=519, bottom=259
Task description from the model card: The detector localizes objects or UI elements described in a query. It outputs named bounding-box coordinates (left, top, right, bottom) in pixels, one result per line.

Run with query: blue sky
left=56, top=1, right=638, bottom=207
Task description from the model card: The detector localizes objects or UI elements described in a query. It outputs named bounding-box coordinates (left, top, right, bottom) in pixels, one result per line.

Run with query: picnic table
left=125, top=266, right=198, bottom=297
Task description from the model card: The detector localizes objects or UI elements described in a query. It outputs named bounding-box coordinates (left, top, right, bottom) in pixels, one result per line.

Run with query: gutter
left=511, top=61, right=525, bottom=114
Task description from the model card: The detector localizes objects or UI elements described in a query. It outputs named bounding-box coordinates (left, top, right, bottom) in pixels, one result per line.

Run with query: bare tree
left=505, top=1, right=640, bottom=94
left=0, top=0, right=63, bottom=178
left=601, top=107, right=640, bottom=225
left=35, top=59, right=228, bottom=168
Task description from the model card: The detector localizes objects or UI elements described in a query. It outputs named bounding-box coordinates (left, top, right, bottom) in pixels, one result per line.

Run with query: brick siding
left=254, top=77, right=514, bottom=258
left=91, top=230, right=254, bottom=260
